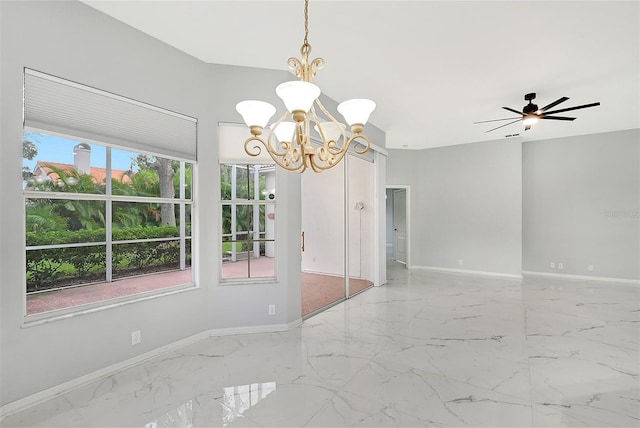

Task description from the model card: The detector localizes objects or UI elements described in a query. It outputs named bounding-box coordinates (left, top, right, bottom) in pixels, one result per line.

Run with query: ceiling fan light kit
left=235, top=0, right=376, bottom=173
left=475, top=92, right=600, bottom=133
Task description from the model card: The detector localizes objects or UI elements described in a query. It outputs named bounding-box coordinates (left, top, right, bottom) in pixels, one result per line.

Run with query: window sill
left=219, top=277, right=277, bottom=286
left=22, top=283, right=197, bottom=328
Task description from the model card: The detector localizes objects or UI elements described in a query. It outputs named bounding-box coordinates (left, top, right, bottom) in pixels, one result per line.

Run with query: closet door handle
left=301, top=231, right=305, bottom=252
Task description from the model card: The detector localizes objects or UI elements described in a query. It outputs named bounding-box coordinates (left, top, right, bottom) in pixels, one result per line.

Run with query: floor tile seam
left=371, top=356, right=536, bottom=406
left=331, top=354, right=536, bottom=420
left=525, top=334, right=640, bottom=355
left=521, top=280, right=536, bottom=427
left=299, top=356, right=375, bottom=428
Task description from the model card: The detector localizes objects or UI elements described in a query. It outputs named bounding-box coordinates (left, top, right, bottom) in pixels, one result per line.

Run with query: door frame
left=385, top=185, right=411, bottom=269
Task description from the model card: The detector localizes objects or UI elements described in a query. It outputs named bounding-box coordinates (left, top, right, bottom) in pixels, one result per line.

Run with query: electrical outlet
left=558, top=263, right=564, bottom=270
left=550, top=262, right=556, bottom=268
left=131, top=330, right=141, bottom=345
left=458, top=259, right=463, bottom=266
left=268, top=304, right=276, bottom=316
left=588, top=264, right=594, bottom=272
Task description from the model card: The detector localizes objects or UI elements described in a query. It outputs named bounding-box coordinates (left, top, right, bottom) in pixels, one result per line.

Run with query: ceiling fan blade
left=486, top=118, right=522, bottom=133
left=544, top=102, right=600, bottom=116
left=525, top=125, right=531, bottom=131
left=540, top=116, right=576, bottom=121
left=474, top=117, right=521, bottom=124
left=540, top=97, right=569, bottom=112
left=502, top=107, right=525, bottom=116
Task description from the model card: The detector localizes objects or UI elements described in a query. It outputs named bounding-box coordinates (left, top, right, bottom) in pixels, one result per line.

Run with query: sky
left=24, top=131, right=137, bottom=173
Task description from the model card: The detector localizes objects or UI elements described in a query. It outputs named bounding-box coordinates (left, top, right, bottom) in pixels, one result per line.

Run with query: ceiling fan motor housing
left=523, top=92, right=538, bottom=114
left=523, top=103, right=538, bottom=114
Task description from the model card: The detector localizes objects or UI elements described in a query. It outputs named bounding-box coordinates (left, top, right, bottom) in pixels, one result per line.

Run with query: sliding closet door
left=348, top=155, right=375, bottom=296
left=301, top=161, right=345, bottom=317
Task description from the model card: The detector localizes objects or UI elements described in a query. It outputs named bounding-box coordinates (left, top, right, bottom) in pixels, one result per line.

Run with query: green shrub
left=26, top=226, right=191, bottom=291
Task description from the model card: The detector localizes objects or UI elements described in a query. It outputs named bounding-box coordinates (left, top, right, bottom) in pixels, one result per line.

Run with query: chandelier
left=235, top=0, right=376, bottom=173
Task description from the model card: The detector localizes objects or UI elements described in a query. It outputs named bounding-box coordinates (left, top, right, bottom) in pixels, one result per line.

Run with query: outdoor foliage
left=25, top=163, right=192, bottom=231
left=26, top=226, right=192, bottom=291
left=220, top=164, right=267, bottom=239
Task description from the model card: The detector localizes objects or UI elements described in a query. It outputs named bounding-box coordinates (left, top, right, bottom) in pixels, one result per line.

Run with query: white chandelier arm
left=267, top=111, right=296, bottom=157
left=346, top=133, right=371, bottom=155
left=308, top=105, right=337, bottom=167
left=243, top=134, right=295, bottom=161
left=314, top=99, right=349, bottom=153
left=307, top=133, right=370, bottom=172
left=245, top=135, right=306, bottom=172
left=315, top=99, right=372, bottom=156
left=243, top=135, right=266, bottom=157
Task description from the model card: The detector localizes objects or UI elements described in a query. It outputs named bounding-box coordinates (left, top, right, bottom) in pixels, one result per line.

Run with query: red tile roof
left=35, top=162, right=133, bottom=184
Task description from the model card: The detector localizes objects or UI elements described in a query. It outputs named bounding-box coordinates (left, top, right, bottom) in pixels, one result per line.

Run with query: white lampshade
left=522, top=115, right=538, bottom=126
left=236, top=100, right=276, bottom=128
left=337, top=98, right=376, bottom=126
left=270, top=121, right=296, bottom=143
left=275, top=81, right=321, bottom=113
left=314, top=121, right=345, bottom=142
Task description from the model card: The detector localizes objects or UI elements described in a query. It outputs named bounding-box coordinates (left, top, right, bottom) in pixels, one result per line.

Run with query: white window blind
left=23, top=68, right=197, bottom=161
left=218, top=122, right=273, bottom=164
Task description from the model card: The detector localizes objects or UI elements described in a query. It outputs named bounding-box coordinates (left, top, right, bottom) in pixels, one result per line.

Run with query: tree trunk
left=153, top=158, right=176, bottom=226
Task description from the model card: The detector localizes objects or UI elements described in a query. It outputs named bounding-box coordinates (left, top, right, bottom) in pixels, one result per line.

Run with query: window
left=23, top=132, right=194, bottom=316
left=220, top=164, right=276, bottom=280
left=22, top=69, right=197, bottom=317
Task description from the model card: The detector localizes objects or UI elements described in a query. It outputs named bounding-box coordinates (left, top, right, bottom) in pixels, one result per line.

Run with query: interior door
left=393, top=189, right=407, bottom=264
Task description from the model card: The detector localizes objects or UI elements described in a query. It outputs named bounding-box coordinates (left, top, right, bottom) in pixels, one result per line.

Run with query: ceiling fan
left=475, top=92, right=600, bottom=133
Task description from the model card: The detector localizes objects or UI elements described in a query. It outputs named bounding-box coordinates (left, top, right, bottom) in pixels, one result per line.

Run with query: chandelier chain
left=303, top=0, right=310, bottom=50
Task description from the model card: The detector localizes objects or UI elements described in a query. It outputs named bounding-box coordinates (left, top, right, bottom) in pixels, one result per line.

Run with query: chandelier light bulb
left=314, top=121, right=345, bottom=143
left=337, top=99, right=376, bottom=126
left=236, top=100, right=276, bottom=128
left=275, top=81, right=321, bottom=113
left=270, top=121, right=297, bottom=143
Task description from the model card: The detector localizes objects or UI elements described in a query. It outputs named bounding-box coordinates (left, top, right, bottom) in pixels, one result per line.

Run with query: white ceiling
left=82, top=0, right=639, bottom=149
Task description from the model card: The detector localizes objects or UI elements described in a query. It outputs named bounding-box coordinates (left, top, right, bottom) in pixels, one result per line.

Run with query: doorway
left=386, top=186, right=410, bottom=271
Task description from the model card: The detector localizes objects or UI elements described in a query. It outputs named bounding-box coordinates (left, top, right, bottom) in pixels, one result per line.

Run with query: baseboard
left=0, top=320, right=302, bottom=421
left=210, top=321, right=295, bottom=337
left=522, top=270, right=640, bottom=286
left=413, top=265, right=523, bottom=279
left=301, top=269, right=343, bottom=278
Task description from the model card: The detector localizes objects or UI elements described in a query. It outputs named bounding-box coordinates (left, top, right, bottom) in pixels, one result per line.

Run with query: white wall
left=374, top=151, right=388, bottom=286
left=0, top=0, right=303, bottom=406
left=387, top=138, right=523, bottom=276
left=523, top=129, right=640, bottom=280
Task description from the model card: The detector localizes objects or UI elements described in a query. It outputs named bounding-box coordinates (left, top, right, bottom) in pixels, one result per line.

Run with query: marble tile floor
left=3, top=263, right=638, bottom=427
